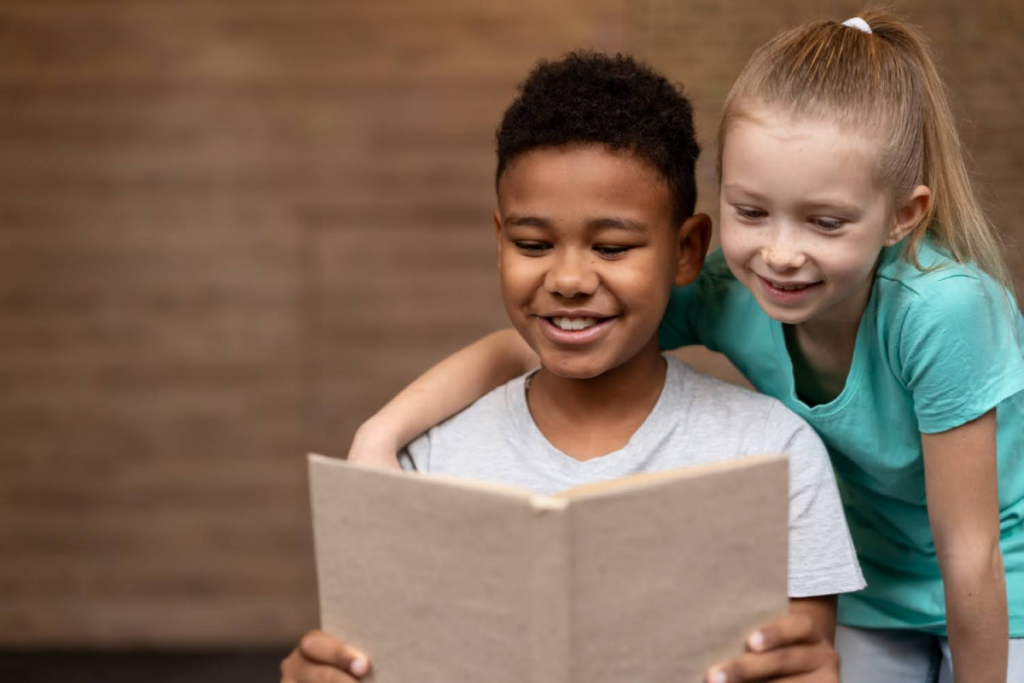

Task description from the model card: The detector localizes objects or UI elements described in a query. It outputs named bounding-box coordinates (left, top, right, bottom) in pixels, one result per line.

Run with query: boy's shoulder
left=421, top=372, right=529, bottom=440
left=660, top=356, right=821, bottom=458
left=424, top=356, right=819, bottom=459
left=666, top=356, right=788, bottom=423
left=400, top=372, right=533, bottom=473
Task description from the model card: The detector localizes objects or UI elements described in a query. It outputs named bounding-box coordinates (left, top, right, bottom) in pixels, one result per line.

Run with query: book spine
left=529, top=502, right=571, bottom=682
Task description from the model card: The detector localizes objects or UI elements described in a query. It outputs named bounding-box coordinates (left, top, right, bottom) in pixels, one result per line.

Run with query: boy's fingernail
left=748, top=630, right=766, bottom=651
left=707, top=667, right=728, bottom=683
left=350, top=657, right=369, bottom=676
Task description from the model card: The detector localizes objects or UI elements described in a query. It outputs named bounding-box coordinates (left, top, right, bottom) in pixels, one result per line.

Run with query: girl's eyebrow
left=721, top=183, right=766, bottom=201
left=722, top=184, right=862, bottom=214
left=800, top=199, right=861, bottom=214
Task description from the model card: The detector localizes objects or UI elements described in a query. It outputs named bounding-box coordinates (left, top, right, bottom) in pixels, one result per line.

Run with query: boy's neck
left=526, top=338, right=667, bottom=462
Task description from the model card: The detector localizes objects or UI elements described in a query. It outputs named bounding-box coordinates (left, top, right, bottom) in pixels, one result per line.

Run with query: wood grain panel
left=2, top=0, right=1020, bottom=649
left=0, top=0, right=623, bottom=647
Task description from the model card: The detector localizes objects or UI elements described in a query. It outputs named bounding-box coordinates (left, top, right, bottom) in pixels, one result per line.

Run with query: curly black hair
left=496, top=51, right=700, bottom=224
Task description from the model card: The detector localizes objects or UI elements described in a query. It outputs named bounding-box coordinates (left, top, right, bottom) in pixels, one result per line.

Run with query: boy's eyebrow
left=586, top=217, right=649, bottom=234
left=503, top=213, right=550, bottom=228
left=502, top=214, right=650, bottom=233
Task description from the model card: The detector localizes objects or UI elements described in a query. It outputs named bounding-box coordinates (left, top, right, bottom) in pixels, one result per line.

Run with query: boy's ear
left=494, top=210, right=503, bottom=270
left=887, top=185, right=931, bottom=246
left=674, top=213, right=712, bottom=287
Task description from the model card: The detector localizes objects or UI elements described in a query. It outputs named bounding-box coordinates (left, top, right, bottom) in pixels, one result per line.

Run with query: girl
left=350, top=11, right=1024, bottom=682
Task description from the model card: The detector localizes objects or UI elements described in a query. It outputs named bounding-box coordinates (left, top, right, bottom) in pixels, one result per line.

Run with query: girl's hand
left=280, top=630, right=371, bottom=683
left=705, top=600, right=839, bottom=682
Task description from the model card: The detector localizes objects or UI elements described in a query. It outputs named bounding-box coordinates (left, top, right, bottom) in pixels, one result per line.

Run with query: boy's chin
left=536, top=354, right=618, bottom=381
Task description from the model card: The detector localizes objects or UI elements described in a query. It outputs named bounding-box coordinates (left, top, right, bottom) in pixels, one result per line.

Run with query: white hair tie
left=841, top=17, right=873, bottom=34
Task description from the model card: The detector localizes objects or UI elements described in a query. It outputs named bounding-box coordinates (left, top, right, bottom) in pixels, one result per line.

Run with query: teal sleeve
left=898, top=274, right=1024, bottom=434
left=658, top=281, right=702, bottom=350
left=658, top=249, right=736, bottom=350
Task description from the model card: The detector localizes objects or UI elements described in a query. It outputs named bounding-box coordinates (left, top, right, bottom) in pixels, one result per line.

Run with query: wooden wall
left=0, top=0, right=1020, bottom=647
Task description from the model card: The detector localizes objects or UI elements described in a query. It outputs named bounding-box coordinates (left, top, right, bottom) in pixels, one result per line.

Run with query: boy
left=282, top=52, right=863, bottom=683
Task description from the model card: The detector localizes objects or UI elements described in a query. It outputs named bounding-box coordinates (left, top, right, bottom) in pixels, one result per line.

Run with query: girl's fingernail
left=707, top=667, right=728, bottom=683
left=748, top=630, right=765, bottom=651
left=350, top=657, right=369, bottom=676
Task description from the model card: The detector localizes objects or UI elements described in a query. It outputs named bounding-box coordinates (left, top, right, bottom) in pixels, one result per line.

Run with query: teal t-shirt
left=659, top=238, right=1024, bottom=636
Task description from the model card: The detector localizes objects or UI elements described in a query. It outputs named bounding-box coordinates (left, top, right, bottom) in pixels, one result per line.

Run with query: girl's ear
left=888, top=185, right=932, bottom=246
left=675, top=213, right=712, bottom=286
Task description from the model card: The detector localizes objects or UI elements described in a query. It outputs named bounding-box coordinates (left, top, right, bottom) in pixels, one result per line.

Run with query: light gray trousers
left=835, top=624, right=1024, bottom=682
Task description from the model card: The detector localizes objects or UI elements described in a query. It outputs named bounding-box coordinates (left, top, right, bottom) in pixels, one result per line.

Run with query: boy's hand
left=346, top=420, right=403, bottom=471
left=704, top=611, right=839, bottom=682
left=280, top=630, right=371, bottom=683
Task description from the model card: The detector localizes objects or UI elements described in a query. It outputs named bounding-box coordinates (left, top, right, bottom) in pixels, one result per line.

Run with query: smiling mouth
left=771, top=281, right=812, bottom=291
left=547, top=316, right=612, bottom=331
left=759, top=276, right=822, bottom=291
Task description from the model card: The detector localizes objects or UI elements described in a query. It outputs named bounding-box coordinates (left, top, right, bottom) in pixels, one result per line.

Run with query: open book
left=308, top=453, right=789, bottom=683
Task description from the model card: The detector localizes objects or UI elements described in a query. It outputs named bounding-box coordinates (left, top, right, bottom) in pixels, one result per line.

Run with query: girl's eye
left=514, top=241, right=551, bottom=254
left=733, top=206, right=767, bottom=221
left=812, top=217, right=846, bottom=230
left=593, top=245, right=634, bottom=257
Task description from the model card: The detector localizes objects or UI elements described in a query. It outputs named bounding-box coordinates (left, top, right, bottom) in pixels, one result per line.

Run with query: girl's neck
left=785, top=268, right=875, bottom=405
left=526, top=339, right=667, bottom=461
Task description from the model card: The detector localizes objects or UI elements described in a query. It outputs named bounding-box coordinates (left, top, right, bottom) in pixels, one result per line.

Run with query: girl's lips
left=538, top=316, right=617, bottom=345
left=757, top=275, right=823, bottom=303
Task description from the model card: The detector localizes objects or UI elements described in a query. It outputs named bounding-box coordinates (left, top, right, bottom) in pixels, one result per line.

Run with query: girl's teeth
left=775, top=282, right=808, bottom=291
left=552, top=317, right=597, bottom=331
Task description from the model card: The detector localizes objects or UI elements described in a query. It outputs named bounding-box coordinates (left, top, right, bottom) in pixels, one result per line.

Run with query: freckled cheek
left=813, top=242, right=881, bottom=287
left=719, top=221, right=757, bottom=272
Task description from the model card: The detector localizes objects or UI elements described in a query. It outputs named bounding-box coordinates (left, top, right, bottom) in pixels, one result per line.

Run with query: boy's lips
left=756, top=275, right=823, bottom=303
left=537, top=313, right=617, bottom=345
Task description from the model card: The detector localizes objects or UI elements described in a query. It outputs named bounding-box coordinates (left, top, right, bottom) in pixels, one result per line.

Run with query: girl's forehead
left=724, top=112, right=884, bottom=181
left=727, top=109, right=882, bottom=156
left=721, top=113, right=889, bottom=201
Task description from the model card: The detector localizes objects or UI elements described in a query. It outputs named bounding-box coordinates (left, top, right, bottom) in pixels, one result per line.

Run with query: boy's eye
left=733, top=206, right=767, bottom=221
left=514, top=241, right=551, bottom=254
left=593, top=245, right=634, bottom=257
left=811, top=217, right=846, bottom=230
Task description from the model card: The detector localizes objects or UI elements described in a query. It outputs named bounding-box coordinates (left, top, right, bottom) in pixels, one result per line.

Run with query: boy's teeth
left=552, top=317, right=597, bottom=331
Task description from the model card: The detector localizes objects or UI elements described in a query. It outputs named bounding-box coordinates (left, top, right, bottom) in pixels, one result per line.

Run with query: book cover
left=308, top=453, right=789, bottom=683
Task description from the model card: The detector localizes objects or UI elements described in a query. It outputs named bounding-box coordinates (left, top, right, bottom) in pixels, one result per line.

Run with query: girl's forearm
left=940, top=544, right=1008, bottom=682
left=350, top=329, right=537, bottom=462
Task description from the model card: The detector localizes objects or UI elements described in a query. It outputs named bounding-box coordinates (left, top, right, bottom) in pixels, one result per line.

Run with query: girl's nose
left=545, top=251, right=599, bottom=297
left=761, top=224, right=807, bottom=272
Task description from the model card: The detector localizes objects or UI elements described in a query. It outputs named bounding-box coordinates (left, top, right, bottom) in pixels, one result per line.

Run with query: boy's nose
left=545, top=253, right=599, bottom=297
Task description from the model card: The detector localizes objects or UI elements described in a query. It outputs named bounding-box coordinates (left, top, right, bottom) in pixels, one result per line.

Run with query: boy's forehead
left=497, top=144, right=673, bottom=218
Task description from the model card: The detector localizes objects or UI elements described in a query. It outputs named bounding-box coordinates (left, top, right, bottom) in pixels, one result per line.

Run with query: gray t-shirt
left=400, top=355, right=865, bottom=598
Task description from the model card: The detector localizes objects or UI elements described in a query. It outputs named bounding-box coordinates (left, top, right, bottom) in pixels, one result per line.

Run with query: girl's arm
left=923, top=409, right=1008, bottom=683
left=348, top=329, right=538, bottom=469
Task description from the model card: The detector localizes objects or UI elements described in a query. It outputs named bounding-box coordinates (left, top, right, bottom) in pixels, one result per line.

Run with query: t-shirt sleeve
left=658, top=281, right=702, bottom=350
left=658, top=250, right=735, bottom=351
left=765, top=402, right=866, bottom=598
left=898, top=274, right=1024, bottom=434
left=398, top=429, right=435, bottom=473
